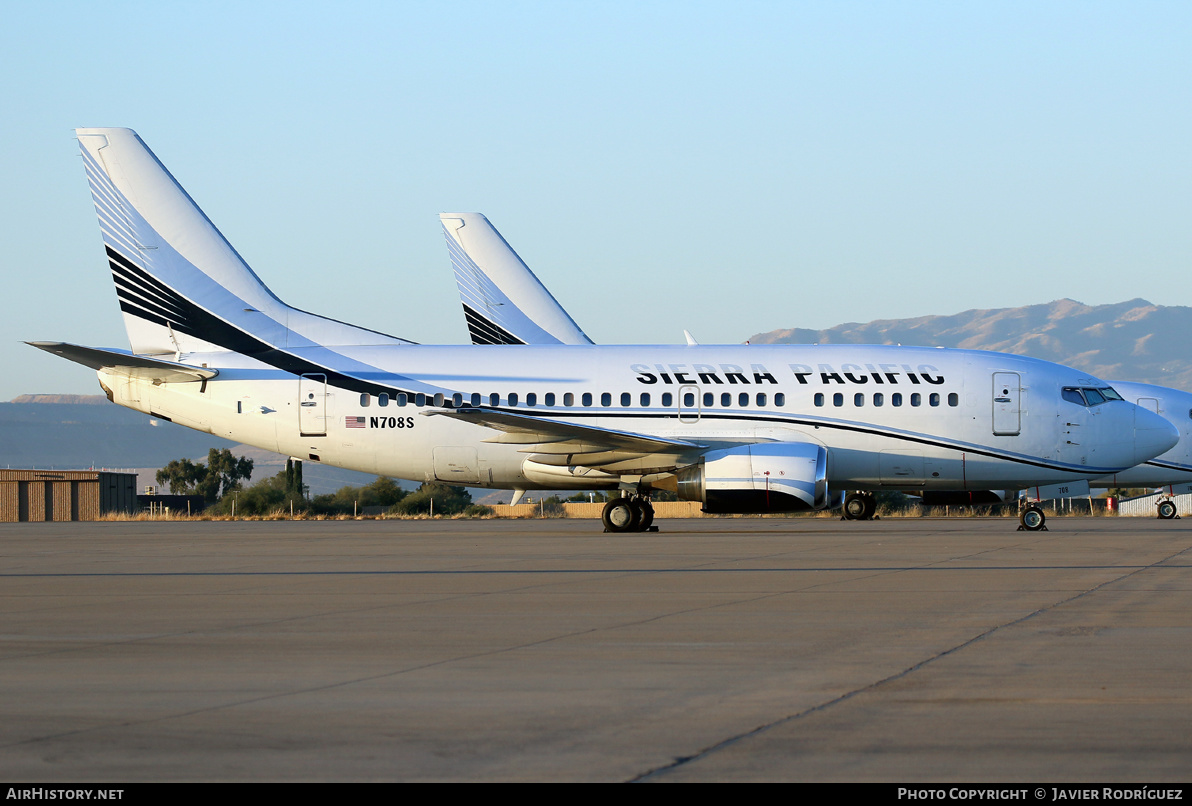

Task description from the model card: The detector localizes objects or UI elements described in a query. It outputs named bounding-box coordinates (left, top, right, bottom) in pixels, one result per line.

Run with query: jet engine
left=674, top=442, right=829, bottom=514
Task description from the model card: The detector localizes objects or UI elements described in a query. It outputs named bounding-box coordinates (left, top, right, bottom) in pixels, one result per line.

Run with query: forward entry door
left=992, top=372, right=1021, bottom=436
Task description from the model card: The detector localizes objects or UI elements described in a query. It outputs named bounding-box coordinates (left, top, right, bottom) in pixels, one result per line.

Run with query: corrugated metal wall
left=0, top=470, right=136, bottom=522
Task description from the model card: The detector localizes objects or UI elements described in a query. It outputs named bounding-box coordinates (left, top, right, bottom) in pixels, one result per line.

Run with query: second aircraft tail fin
left=440, top=213, right=592, bottom=346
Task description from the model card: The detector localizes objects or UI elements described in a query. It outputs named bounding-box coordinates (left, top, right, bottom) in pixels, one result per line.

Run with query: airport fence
left=1116, top=492, right=1192, bottom=517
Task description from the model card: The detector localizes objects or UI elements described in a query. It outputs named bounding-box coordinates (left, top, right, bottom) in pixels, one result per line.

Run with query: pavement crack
left=628, top=539, right=1192, bottom=782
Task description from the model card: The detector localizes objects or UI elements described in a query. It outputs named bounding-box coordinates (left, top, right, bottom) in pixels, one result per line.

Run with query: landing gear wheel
left=843, top=493, right=868, bottom=520
left=1157, top=499, right=1178, bottom=520
left=637, top=500, right=655, bottom=531
left=1019, top=505, right=1047, bottom=531
left=862, top=493, right=877, bottom=520
left=602, top=498, right=640, bottom=533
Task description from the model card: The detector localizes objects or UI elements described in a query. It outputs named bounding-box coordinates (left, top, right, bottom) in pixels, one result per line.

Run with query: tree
left=155, top=458, right=205, bottom=495
left=390, top=481, right=472, bottom=516
left=156, top=449, right=254, bottom=505
left=309, top=476, right=407, bottom=516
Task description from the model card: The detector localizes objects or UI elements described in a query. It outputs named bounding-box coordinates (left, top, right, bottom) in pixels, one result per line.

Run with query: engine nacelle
left=674, top=442, right=829, bottom=514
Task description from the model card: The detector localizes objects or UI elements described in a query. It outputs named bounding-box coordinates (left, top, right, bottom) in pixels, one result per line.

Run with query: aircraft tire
left=1020, top=505, right=1046, bottom=531
left=843, top=493, right=868, bottom=520
left=862, top=493, right=877, bottom=520
left=637, top=501, right=654, bottom=531
left=1157, top=500, right=1178, bottom=520
left=602, top=498, right=640, bottom=532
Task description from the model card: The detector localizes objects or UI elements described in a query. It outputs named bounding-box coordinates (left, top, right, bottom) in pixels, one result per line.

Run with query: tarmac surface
left=1, top=515, right=1190, bottom=782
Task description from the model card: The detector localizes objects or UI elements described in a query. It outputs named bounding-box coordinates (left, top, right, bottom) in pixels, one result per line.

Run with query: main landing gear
left=1157, top=499, right=1179, bottom=520
left=602, top=496, right=657, bottom=533
left=842, top=492, right=878, bottom=520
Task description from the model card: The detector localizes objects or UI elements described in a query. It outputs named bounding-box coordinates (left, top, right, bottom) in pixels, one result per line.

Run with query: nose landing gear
left=1018, top=504, right=1047, bottom=531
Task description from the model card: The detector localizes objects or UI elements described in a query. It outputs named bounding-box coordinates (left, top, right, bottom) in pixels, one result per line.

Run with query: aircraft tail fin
left=76, top=128, right=411, bottom=357
left=440, top=213, right=592, bottom=346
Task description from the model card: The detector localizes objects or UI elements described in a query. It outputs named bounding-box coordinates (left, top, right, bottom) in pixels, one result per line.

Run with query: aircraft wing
left=440, top=213, right=594, bottom=346
left=27, top=342, right=218, bottom=383
left=425, top=407, right=703, bottom=462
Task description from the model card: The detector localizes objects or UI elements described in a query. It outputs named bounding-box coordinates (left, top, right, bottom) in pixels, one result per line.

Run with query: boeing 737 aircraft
left=30, top=130, right=1179, bottom=534
left=443, top=213, right=1192, bottom=524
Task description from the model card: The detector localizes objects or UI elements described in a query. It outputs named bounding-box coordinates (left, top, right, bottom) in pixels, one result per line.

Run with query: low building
left=0, top=469, right=137, bottom=522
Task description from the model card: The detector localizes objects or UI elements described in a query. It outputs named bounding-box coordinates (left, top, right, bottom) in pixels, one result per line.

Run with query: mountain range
left=750, top=298, right=1192, bottom=391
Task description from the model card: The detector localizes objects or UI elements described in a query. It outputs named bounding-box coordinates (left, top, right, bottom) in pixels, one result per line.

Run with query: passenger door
left=992, top=373, right=1021, bottom=436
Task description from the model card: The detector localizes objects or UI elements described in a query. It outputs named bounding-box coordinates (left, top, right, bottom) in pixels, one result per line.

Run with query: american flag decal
left=345, top=416, right=366, bottom=428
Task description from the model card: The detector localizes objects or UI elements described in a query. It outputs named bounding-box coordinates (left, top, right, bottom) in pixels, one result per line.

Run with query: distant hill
left=11, top=394, right=110, bottom=405
left=750, top=298, right=1192, bottom=392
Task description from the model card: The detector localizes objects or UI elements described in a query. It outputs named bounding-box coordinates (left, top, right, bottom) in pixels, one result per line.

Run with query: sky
left=2, top=1, right=1190, bottom=400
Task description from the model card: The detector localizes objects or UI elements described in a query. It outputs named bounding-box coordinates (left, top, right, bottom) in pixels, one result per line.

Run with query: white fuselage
left=1089, top=381, right=1192, bottom=489
left=99, top=343, right=1176, bottom=493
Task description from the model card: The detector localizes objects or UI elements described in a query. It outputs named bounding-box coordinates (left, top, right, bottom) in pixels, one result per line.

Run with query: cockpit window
left=1062, top=386, right=1122, bottom=407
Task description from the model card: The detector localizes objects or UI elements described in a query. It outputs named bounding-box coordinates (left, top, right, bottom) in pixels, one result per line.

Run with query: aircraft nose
left=1134, top=406, right=1180, bottom=465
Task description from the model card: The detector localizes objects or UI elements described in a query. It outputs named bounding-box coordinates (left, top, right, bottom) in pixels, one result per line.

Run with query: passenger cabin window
left=397, top=393, right=408, bottom=407
left=621, top=392, right=631, bottom=407
left=601, top=392, right=612, bottom=407
left=545, top=392, right=556, bottom=407
left=378, top=393, right=389, bottom=407
left=739, top=392, right=749, bottom=407
left=564, top=393, right=574, bottom=407
left=775, top=393, right=785, bottom=407
left=583, top=392, right=593, bottom=407
left=662, top=392, right=673, bottom=407
left=892, top=393, right=903, bottom=407
left=471, top=392, right=482, bottom=407
left=433, top=393, right=445, bottom=407
left=814, top=393, right=825, bottom=407
left=489, top=393, right=500, bottom=406
left=360, top=394, right=370, bottom=407
left=683, top=392, right=696, bottom=407
left=703, top=392, right=714, bottom=407
left=929, top=393, right=940, bottom=407
left=854, top=393, right=864, bottom=407
left=640, top=393, right=650, bottom=407
left=948, top=392, right=959, bottom=407
left=721, top=392, right=732, bottom=407
left=526, top=393, right=537, bottom=407
left=508, top=392, right=519, bottom=406
left=452, top=393, right=463, bottom=407
left=911, top=393, right=921, bottom=407
left=415, top=393, right=426, bottom=407
left=756, top=393, right=767, bottom=407
left=833, top=393, right=844, bottom=407
left=873, top=393, right=884, bottom=407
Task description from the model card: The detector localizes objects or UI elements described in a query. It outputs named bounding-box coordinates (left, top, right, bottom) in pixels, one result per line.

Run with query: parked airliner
left=443, top=212, right=1192, bottom=526
left=30, top=130, right=1178, bottom=533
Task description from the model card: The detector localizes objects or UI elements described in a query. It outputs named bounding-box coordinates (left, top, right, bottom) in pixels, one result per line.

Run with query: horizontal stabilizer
left=27, top=342, right=217, bottom=383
